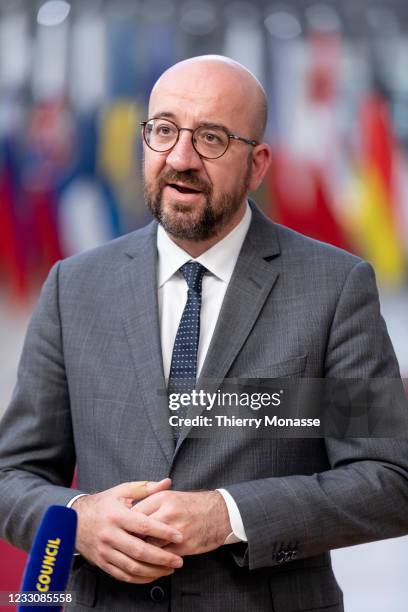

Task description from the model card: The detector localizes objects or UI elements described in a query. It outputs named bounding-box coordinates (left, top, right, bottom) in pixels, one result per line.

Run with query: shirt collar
left=157, top=202, right=252, bottom=287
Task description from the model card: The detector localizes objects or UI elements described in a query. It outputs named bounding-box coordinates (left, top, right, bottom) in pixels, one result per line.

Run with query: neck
left=166, top=201, right=247, bottom=258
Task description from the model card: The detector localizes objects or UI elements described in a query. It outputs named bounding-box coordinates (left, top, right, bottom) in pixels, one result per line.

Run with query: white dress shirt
left=69, top=203, right=252, bottom=544
left=158, top=203, right=251, bottom=381
left=158, top=203, right=251, bottom=544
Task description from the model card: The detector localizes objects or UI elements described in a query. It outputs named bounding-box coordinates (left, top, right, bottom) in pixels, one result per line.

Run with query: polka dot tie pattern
left=168, top=262, right=207, bottom=440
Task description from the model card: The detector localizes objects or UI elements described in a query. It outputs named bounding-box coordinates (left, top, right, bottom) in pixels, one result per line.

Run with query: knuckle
left=99, top=529, right=111, bottom=545
left=137, top=516, right=149, bottom=535
left=125, top=560, right=140, bottom=576
left=132, top=542, right=144, bottom=559
left=168, top=499, right=180, bottom=514
left=161, top=505, right=175, bottom=522
left=105, top=510, right=119, bottom=525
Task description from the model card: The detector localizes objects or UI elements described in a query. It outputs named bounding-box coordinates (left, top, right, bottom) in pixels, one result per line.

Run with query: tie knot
left=179, top=261, right=207, bottom=293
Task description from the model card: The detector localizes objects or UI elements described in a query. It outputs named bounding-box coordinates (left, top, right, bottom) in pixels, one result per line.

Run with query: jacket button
left=150, top=586, right=165, bottom=602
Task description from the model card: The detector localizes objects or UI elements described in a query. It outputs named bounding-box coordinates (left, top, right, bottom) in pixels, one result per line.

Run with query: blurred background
left=0, top=0, right=407, bottom=609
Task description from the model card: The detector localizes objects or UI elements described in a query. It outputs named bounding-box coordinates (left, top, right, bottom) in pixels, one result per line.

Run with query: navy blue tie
left=168, top=262, right=207, bottom=439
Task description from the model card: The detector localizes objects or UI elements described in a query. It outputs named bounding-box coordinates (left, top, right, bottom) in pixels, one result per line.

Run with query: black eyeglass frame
left=140, top=118, right=258, bottom=160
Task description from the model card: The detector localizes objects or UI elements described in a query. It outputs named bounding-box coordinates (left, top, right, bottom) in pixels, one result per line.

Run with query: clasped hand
left=72, top=478, right=231, bottom=584
left=134, top=487, right=231, bottom=556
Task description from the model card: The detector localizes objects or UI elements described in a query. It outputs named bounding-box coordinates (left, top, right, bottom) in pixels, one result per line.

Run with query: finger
left=144, top=478, right=172, bottom=496
left=122, top=497, right=135, bottom=509
left=112, top=531, right=183, bottom=568
left=122, top=510, right=183, bottom=543
left=105, top=564, right=171, bottom=585
left=112, top=478, right=171, bottom=502
left=107, top=548, right=177, bottom=579
left=132, top=494, right=161, bottom=515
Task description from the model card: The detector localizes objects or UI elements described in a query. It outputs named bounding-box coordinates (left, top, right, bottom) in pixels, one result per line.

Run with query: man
left=0, top=55, right=407, bottom=612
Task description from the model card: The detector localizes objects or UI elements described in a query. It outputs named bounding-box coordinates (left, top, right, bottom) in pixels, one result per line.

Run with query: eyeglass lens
left=144, top=118, right=229, bottom=158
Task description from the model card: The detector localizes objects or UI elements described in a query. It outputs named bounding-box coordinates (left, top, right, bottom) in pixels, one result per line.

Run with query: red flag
left=268, top=148, right=351, bottom=250
left=0, top=149, right=28, bottom=303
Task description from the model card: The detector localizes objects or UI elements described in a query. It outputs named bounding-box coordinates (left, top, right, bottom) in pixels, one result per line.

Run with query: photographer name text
left=169, top=415, right=321, bottom=428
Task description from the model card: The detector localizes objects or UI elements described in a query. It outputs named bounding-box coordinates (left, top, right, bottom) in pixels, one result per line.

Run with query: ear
left=248, top=143, right=272, bottom=192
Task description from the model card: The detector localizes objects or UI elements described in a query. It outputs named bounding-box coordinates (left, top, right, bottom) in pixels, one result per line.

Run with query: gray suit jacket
left=1, top=203, right=407, bottom=612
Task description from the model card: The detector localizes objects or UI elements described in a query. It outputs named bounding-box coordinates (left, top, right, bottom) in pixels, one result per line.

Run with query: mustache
left=158, top=170, right=212, bottom=194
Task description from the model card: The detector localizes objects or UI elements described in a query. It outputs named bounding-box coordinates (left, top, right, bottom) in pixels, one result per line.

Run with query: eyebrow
left=151, top=112, right=231, bottom=133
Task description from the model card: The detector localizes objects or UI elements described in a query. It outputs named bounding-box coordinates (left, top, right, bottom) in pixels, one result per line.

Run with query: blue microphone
left=18, top=505, right=77, bottom=611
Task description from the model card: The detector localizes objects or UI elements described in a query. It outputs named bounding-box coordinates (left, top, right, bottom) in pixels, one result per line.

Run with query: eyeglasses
left=140, top=117, right=258, bottom=160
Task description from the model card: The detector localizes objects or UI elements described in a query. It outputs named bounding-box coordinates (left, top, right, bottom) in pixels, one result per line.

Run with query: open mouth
left=168, top=183, right=202, bottom=194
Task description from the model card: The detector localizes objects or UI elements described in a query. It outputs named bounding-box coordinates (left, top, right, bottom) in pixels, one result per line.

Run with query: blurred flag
left=58, top=177, right=114, bottom=255
left=267, top=25, right=350, bottom=251
left=57, top=11, right=123, bottom=255
left=23, top=99, right=70, bottom=278
left=98, top=100, right=145, bottom=225
left=0, top=138, right=27, bottom=302
left=0, top=10, right=30, bottom=302
left=57, top=109, right=123, bottom=254
left=99, top=101, right=140, bottom=187
left=344, top=94, right=406, bottom=285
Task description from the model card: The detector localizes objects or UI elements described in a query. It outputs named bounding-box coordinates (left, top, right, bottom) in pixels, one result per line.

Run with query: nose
left=165, top=129, right=203, bottom=172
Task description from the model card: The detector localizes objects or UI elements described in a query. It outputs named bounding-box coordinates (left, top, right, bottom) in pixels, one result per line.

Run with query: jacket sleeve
left=0, top=262, right=85, bottom=552
left=224, top=261, right=408, bottom=570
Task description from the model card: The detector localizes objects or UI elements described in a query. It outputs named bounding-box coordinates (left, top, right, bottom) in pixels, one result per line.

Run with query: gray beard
left=144, top=190, right=242, bottom=241
left=144, top=157, right=252, bottom=241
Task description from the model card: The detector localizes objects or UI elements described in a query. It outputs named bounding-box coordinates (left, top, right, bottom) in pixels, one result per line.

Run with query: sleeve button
left=276, top=551, right=285, bottom=564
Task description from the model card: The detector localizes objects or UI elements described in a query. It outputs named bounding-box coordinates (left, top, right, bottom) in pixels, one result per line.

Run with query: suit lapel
left=174, top=204, right=281, bottom=454
left=120, top=222, right=175, bottom=465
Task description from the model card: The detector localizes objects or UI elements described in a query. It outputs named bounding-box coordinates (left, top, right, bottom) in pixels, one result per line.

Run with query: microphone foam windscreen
left=19, top=505, right=77, bottom=611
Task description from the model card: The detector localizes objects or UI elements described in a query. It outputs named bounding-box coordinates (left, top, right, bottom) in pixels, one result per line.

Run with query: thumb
left=112, top=478, right=172, bottom=501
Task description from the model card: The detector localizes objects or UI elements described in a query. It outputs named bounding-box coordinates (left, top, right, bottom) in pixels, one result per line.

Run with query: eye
left=202, top=131, right=221, bottom=144
left=156, top=124, right=172, bottom=135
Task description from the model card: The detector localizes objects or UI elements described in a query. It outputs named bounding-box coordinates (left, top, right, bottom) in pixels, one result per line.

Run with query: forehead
left=148, top=64, right=249, bottom=129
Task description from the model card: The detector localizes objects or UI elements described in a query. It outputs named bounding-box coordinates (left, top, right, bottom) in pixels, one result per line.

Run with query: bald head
left=143, top=55, right=272, bottom=251
left=149, top=55, right=268, bottom=142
